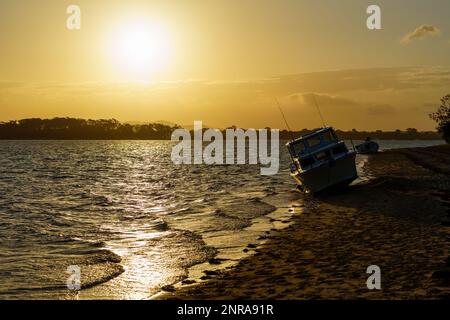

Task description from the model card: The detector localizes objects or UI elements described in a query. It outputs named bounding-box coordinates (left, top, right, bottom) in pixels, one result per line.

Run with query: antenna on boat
left=312, top=94, right=326, bottom=128
left=275, top=97, right=295, bottom=142
left=275, top=97, right=297, bottom=168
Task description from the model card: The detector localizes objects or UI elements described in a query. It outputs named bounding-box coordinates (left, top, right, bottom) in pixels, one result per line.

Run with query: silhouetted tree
left=429, top=94, right=450, bottom=143
left=0, top=118, right=179, bottom=140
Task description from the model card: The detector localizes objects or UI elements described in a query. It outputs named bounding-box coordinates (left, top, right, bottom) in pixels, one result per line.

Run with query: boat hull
left=291, top=152, right=357, bottom=194
left=356, top=141, right=379, bottom=154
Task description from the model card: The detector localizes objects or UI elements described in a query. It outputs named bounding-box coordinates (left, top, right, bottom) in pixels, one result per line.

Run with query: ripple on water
left=0, top=140, right=299, bottom=299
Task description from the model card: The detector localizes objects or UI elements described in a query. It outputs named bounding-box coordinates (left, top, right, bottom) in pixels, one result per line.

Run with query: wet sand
left=159, top=145, right=450, bottom=299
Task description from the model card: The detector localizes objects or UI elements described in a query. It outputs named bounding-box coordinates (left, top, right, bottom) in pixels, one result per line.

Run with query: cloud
left=289, top=93, right=396, bottom=116
left=289, top=93, right=358, bottom=107
left=0, top=81, right=23, bottom=90
left=367, top=104, right=396, bottom=115
left=401, top=24, right=441, bottom=44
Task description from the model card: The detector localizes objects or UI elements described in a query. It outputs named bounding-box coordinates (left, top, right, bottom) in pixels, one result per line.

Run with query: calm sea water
left=0, top=139, right=443, bottom=299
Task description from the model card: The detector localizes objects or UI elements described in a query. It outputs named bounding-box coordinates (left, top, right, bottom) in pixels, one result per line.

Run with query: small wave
left=219, top=198, right=277, bottom=220
left=80, top=249, right=122, bottom=265
left=153, top=220, right=169, bottom=231
left=205, top=199, right=277, bottom=231
left=0, top=246, right=124, bottom=299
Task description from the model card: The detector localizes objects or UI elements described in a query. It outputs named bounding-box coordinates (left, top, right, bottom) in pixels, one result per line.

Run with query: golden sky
left=1, top=0, right=449, bottom=130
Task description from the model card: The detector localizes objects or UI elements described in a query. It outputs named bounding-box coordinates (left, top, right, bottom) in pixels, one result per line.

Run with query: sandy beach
left=159, top=145, right=450, bottom=299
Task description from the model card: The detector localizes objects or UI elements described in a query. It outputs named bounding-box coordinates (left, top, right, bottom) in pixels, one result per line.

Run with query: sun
left=109, top=20, right=173, bottom=78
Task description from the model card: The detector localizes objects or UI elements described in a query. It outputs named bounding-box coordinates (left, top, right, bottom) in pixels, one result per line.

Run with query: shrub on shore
left=430, top=94, right=450, bottom=143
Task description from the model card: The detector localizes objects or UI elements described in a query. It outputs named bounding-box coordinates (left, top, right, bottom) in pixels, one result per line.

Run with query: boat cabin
left=286, top=127, right=349, bottom=171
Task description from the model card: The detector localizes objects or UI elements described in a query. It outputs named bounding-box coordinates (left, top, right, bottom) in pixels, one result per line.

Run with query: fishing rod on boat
left=312, top=94, right=326, bottom=128
left=275, top=97, right=297, bottom=168
left=275, top=97, right=295, bottom=142
left=310, top=94, right=333, bottom=187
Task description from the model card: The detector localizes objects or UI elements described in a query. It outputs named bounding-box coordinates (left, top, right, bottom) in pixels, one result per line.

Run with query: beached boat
left=286, top=127, right=358, bottom=194
left=356, top=139, right=379, bottom=154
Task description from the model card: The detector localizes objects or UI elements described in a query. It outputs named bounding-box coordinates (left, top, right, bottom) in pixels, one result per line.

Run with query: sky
left=1, top=0, right=449, bottom=130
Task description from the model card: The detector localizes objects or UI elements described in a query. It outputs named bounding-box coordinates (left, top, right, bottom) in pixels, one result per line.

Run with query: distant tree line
left=0, top=117, right=443, bottom=140
left=0, top=118, right=179, bottom=140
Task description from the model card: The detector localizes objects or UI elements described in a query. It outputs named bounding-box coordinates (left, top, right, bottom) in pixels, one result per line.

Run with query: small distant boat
left=286, top=127, right=358, bottom=194
left=355, top=138, right=379, bottom=154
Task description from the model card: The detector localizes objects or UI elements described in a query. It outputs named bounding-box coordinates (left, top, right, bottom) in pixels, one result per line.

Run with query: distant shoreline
left=0, top=118, right=443, bottom=140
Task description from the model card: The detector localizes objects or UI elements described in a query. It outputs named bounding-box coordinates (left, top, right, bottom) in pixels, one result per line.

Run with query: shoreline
left=149, top=191, right=302, bottom=299
left=157, top=145, right=450, bottom=299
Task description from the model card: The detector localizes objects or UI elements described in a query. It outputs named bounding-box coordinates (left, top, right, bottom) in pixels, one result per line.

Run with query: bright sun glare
left=110, top=20, right=172, bottom=77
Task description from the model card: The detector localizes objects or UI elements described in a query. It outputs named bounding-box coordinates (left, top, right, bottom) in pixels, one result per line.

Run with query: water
left=347, top=140, right=445, bottom=151
left=0, top=139, right=443, bottom=299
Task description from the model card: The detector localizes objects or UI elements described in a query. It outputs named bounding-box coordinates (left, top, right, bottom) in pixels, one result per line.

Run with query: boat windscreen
left=307, top=135, right=321, bottom=147
left=290, top=141, right=305, bottom=156
left=322, top=130, right=336, bottom=143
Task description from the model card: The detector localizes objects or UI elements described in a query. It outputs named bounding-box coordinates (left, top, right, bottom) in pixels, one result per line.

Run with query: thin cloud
left=401, top=24, right=441, bottom=44
left=0, top=81, right=24, bottom=90
left=289, top=93, right=358, bottom=107
left=289, top=93, right=396, bottom=116
left=367, top=104, right=396, bottom=115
